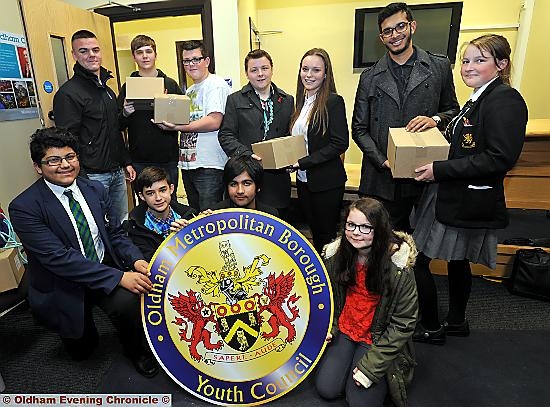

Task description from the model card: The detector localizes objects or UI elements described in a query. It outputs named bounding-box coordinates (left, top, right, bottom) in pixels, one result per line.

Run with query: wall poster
left=0, top=31, right=38, bottom=121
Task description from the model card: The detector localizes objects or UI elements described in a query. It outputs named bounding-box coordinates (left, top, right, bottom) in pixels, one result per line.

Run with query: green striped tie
left=64, top=190, right=99, bottom=262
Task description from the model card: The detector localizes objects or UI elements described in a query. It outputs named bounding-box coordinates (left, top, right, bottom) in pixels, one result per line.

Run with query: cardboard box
left=125, top=77, right=164, bottom=100
left=153, top=94, right=191, bottom=124
left=0, top=248, right=24, bottom=292
left=252, top=135, right=307, bottom=169
left=387, top=127, right=450, bottom=178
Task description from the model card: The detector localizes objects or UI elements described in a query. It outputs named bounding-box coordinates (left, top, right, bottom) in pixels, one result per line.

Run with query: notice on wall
left=0, top=31, right=38, bottom=121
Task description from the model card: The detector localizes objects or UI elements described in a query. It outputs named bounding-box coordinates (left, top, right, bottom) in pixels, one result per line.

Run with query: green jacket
left=322, top=232, right=418, bottom=407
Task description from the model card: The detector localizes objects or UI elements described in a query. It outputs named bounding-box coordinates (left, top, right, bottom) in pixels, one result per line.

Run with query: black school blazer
left=297, top=93, right=349, bottom=192
left=433, top=78, right=528, bottom=229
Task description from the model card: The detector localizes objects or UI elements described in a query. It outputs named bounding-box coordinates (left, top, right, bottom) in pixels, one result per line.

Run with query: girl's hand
left=122, top=99, right=135, bottom=117
left=352, top=367, right=373, bottom=389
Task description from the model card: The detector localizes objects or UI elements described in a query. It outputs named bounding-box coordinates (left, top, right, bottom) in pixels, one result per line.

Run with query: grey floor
left=1, top=276, right=550, bottom=406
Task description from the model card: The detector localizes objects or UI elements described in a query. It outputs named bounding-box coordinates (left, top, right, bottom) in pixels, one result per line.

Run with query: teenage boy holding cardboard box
left=155, top=40, right=231, bottom=211
left=118, top=35, right=183, bottom=200
left=351, top=3, right=459, bottom=232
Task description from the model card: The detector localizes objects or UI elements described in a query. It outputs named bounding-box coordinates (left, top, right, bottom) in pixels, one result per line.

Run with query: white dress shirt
left=45, top=179, right=105, bottom=262
left=292, top=93, right=316, bottom=183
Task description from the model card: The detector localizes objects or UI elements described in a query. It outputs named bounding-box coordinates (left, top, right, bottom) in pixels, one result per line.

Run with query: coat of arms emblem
left=168, top=240, right=301, bottom=362
left=143, top=209, right=332, bottom=405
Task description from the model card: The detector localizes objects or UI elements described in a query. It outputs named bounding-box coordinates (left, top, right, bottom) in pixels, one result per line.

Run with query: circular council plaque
left=143, top=209, right=333, bottom=405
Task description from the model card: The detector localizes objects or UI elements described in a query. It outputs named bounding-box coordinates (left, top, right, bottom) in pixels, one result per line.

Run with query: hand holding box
left=252, top=135, right=307, bottom=169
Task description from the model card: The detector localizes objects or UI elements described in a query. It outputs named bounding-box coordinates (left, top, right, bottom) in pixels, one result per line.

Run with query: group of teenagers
left=7, top=2, right=528, bottom=406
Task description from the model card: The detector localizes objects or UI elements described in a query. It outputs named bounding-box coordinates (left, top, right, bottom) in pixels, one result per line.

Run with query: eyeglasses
left=380, top=21, right=412, bottom=38
left=182, top=56, right=206, bottom=66
left=345, top=222, right=374, bottom=235
left=41, top=153, right=78, bottom=167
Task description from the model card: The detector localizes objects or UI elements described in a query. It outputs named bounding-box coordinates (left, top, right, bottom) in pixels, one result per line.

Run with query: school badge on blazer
left=143, top=209, right=333, bottom=405
left=461, top=132, right=476, bottom=148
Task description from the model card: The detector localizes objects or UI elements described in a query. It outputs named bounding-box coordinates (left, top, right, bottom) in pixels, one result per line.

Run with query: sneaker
left=412, top=323, right=446, bottom=345
left=443, top=319, right=470, bottom=337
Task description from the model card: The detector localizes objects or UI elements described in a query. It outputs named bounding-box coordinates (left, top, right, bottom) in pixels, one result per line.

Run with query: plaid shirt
left=144, top=207, right=181, bottom=237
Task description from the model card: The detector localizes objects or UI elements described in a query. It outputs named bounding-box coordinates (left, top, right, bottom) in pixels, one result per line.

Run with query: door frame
left=94, top=0, right=214, bottom=90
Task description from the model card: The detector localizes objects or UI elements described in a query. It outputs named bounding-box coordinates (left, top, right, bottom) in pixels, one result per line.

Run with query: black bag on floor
left=509, top=248, right=550, bottom=301
left=502, top=237, right=550, bottom=248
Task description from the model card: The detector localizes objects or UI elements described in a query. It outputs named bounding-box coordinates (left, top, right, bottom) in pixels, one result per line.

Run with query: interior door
left=19, top=0, right=118, bottom=127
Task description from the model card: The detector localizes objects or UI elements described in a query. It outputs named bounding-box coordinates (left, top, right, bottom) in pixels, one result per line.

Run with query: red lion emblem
left=169, top=289, right=223, bottom=361
left=259, top=271, right=301, bottom=343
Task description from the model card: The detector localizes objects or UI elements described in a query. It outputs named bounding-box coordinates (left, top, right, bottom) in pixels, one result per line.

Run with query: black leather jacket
left=53, top=63, right=130, bottom=172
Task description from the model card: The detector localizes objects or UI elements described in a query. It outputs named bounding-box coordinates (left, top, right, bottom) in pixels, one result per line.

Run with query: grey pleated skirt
left=412, top=184, right=497, bottom=269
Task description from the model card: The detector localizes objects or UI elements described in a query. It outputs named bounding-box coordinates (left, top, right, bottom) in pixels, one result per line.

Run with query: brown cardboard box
left=251, top=135, right=307, bottom=169
left=125, top=77, right=164, bottom=100
left=387, top=127, right=450, bottom=178
left=153, top=94, right=191, bottom=124
left=0, top=248, right=24, bottom=292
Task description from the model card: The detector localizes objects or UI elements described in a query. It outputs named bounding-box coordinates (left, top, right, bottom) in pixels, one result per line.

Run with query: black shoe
left=412, top=323, right=446, bottom=345
left=62, top=331, right=99, bottom=361
left=132, top=354, right=159, bottom=378
left=443, top=319, right=470, bottom=337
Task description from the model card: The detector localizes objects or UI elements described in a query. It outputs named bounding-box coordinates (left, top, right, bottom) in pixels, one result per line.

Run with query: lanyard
left=260, top=97, right=274, bottom=140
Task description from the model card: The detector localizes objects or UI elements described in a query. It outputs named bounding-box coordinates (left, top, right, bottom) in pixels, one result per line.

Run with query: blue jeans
left=132, top=162, right=179, bottom=202
left=87, top=168, right=128, bottom=227
left=181, top=168, right=224, bottom=211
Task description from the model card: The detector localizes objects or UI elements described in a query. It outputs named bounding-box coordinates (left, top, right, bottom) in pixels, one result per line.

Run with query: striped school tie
left=64, top=190, right=99, bottom=262
left=445, top=99, right=474, bottom=140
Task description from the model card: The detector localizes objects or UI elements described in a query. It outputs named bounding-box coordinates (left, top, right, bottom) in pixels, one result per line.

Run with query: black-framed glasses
left=380, top=21, right=412, bottom=38
left=41, top=153, right=78, bottom=167
left=345, top=222, right=374, bottom=235
left=182, top=56, right=206, bottom=66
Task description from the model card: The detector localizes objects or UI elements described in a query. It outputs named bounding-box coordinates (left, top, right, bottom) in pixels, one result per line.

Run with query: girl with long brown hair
left=289, top=48, right=348, bottom=253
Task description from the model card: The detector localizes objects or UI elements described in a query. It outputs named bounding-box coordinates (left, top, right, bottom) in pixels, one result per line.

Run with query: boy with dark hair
left=125, top=166, right=196, bottom=261
left=118, top=34, right=183, bottom=200
left=9, top=127, right=158, bottom=378
left=377, top=2, right=414, bottom=27
left=211, top=155, right=278, bottom=216
left=352, top=2, right=459, bottom=232
left=218, top=48, right=294, bottom=217
left=181, top=39, right=209, bottom=57
left=71, top=29, right=96, bottom=42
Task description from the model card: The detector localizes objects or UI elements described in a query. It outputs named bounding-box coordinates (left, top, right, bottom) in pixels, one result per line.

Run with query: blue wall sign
left=43, top=81, right=53, bottom=93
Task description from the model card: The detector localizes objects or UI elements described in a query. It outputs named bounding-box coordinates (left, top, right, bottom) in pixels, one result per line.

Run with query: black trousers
left=297, top=181, right=344, bottom=253
left=361, top=185, right=422, bottom=233
left=61, top=286, right=147, bottom=360
left=62, top=255, right=148, bottom=360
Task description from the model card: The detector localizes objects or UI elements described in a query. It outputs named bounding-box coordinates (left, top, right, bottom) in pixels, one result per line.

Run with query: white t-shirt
left=179, top=74, right=231, bottom=170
